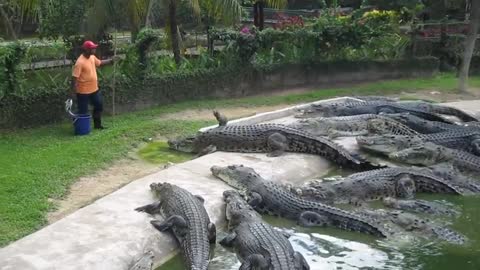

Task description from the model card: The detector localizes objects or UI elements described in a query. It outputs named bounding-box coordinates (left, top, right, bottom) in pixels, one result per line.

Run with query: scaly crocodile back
left=346, top=168, right=462, bottom=194
left=158, top=185, right=212, bottom=270
left=256, top=181, right=387, bottom=237
left=196, top=123, right=380, bottom=170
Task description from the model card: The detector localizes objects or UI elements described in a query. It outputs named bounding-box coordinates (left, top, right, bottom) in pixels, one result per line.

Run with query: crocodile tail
left=387, top=105, right=455, bottom=124
left=309, top=136, right=385, bottom=170
left=431, top=226, right=466, bottom=245
left=430, top=104, right=478, bottom=122
left=413, top=174, right=463, bottom=195
left=326, top=208, right=387, bottom=238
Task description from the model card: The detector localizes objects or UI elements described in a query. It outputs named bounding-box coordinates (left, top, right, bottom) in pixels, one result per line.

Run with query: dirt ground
left=46, top=87, right=478, bottom=224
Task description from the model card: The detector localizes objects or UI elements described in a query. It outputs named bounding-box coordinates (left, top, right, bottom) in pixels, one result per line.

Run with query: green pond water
left=156, top=193, right=480, bottom=270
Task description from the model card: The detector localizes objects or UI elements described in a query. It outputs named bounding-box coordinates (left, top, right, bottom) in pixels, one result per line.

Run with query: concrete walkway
left=0, top=98, right=478, bottom=270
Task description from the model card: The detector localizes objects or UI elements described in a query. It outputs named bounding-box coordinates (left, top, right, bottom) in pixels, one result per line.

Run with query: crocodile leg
left=208, top=222, right=216, bottom=244
left=298, top=211, right=329, bottom=227
left=266, top=133, right=288, bottom=157
left=247, top=192, right=264, bottom=207
left=150, top=215, right=187, bottom=232
left=239, top=254, right=270, bottom=270
left=294, top=251, right=310, bottom=270
left=471, top=138, right=480, bottom=156
left=219, top=232, right=237, bottom=247
left=135, top=201, right=161, bottom=215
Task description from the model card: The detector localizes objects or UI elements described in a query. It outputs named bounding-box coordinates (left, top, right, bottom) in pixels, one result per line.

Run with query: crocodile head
left=223, top=190, right=260, bottom=227
left=168, top=135, right=196, bottom=153
left=356, top=135, right=421, bottom=154
left=211, top=165, right=261, bottom=190
left=149, top=182, right=174, bottom=197
left=388, top=143, right=443, bottom=166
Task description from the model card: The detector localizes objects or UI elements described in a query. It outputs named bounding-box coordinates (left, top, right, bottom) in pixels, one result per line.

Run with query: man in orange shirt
left=71, top=40, right=115, bottom=130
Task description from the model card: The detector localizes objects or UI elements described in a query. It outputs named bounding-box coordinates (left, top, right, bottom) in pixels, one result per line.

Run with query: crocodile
left=389, top=142, right=480, bottom=175
left=135, top=183, right=216, bottom=270
left=221, top=190, right=310, bottom=270
left=290, top=114, right=408, bottom=138
left=129, top=251, right=154, bottom=270
left=357, top=130, right=480, bottom=156
left=387, top=113, right=480, bottom=134
left=296, top=100, right=454, bottom=123
left=289, top=168, right=462, bottom=205
left=211, top=164, right=387, bottom=238
left=169, top=118, right=381, bottom=170
left=382, top=197, right=460, bottom=216
left=354, top=209, right=466, bottom=245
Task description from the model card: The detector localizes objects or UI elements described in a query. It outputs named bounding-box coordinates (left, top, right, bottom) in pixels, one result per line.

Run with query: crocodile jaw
left=356, top=136, right=402, bottom=154
left=389, top=147, right=438, bottom=166
left=211, top=165, right=258, bottom=190
left=168, top=136, right=196, bottom=153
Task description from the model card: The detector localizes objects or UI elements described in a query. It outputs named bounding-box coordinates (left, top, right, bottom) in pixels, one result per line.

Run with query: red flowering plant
left=273, top=14, right=305, bottom=30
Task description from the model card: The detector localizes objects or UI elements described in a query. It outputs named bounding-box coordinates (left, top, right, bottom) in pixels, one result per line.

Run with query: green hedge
left=0, top=57, right=439, bottom=128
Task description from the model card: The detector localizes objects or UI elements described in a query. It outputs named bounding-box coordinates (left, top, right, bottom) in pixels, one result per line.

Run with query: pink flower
left=240, top=27, right=250, bottom=35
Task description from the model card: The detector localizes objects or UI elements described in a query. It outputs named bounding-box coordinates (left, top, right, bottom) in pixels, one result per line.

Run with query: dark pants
left=77, top=90, right=104, bottom=128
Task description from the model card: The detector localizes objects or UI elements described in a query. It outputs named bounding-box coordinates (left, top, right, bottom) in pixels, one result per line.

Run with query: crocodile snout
left=210, top=166, right=222, bottom=177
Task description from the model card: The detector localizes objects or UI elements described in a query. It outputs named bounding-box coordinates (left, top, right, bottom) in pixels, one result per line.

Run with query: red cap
left=82, top=40, right=98, bottom=50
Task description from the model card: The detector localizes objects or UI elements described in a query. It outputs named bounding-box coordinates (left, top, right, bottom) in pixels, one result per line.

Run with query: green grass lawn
left=1, top=73, right=479, bottom=247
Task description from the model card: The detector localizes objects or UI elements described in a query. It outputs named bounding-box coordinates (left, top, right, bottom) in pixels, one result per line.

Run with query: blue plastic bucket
left=73, top=114, right=91, bottom=135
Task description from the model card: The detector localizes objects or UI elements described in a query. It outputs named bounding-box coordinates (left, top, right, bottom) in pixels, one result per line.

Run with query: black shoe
left=93, top=115, right=106, bottom=130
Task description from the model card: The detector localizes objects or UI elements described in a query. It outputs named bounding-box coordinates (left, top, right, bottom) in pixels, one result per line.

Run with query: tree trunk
left=0, top=5, right=17, bottom=40
left=169, top=0, right=181, bottom=65
left=253, top=3, right=259, bottom=28
left=145, top=0, right=154, bottom=27
left=259, top=1, right=264, bottom=30
left=459, top=0, right=480, bottom=93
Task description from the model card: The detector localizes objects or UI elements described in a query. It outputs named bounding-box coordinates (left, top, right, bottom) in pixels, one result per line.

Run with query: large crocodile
left=290, top=114, right=408, bottom=138
left=211, top=165, right=387, bottom=238
left=135, top=183, right=216, bottom=270
left=169, top=120, right=381, bottom=170
left=357, top=130, right=480, bottom=156
left=353, top=209, right=466, bottom=244
left=382, top=197, right=460, bottom=217
left=221, top=190, right=310, bottom=270
left=296, top=100, right=454, bottom=123
left=289, top=168, right=462, bottom=205
left=389, top=142, right=480, bottom=175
